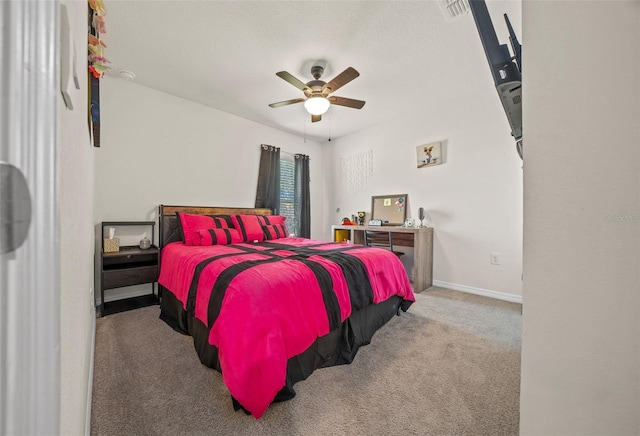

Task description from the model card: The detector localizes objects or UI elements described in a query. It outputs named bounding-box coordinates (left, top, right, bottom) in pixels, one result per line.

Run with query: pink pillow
left=253, top=215, right=286, bottom=226
left=262, top=224, right=289, bottom=240
left=210, top=216, right=231, bottom=228
left=231, top=214, right=265, bottom=242
left=177, top=212, right=229, bottom=245
left=263, top=215, right=286, bottom=226
left=192, top=228, right=242, bottom=246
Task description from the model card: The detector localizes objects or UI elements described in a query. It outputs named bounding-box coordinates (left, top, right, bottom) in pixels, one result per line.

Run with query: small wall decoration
left=340, top=149, right=374, bottom=195
left=88, top=0, right=110, bottom=147
left=417, top=141, right=443, bottom=168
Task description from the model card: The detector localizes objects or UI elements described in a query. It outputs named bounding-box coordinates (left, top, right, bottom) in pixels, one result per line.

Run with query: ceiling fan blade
left=269, top=98, right=305, bottom=108
left=322, top=67, right=359, bottom=94
left=276, top=71, right=309, bottom=92
left=311, top=114, right=321, bottom=123
left=328, top=96, right=366, bottom=109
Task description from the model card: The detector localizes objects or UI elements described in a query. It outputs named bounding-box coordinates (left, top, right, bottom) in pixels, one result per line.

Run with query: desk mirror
left=371, top=194, right=408, bottom=226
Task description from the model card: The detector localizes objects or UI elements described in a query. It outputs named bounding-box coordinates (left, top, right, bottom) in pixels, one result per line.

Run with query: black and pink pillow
left=262, top=224, right=289, bottom=240
left=191, top=228, right=242, bottom=246
left=177, top=212, right=230, bottom=245
left=230, top=214, right=287, bottom=242
left=256, top=215, right=286, bottom=226
left=231, top=214, right=266, bottom=242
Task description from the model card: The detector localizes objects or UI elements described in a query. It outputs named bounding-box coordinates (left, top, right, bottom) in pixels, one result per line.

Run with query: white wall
left=322, top=7, right=523, bottom=299
left=94, top=79, right=324, bottom=300
left=520, top=1, right=640, bottom=434
left=59, top=1, right=95, bottom=434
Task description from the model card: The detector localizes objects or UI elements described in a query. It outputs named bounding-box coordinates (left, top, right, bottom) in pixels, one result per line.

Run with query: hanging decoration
left=88, top=0, right=109, bottom=79
left=88, top=0, right=109, bottom=147
left=339, top=149, right=374, bottom=195
left=88, top=35, right=109, bottom=79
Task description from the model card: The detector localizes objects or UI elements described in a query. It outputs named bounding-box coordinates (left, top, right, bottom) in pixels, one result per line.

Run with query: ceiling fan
left=268, top=65, right=366, bottom=123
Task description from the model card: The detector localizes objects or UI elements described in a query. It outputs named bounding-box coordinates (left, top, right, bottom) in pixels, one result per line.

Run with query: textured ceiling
left=103, top=1, right=521, bottom=142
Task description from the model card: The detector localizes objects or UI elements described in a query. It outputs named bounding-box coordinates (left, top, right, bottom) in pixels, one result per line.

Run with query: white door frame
left=0, top=1, right=60, bottom=434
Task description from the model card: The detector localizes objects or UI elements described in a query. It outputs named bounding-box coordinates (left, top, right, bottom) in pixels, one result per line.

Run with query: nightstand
left=98, top=221, right=159, bottom=316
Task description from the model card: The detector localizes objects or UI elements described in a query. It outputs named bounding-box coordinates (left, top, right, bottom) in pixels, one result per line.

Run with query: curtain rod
left=273, top=148, right=309, bottom=159
left=282, top=150, right=310, bottom=159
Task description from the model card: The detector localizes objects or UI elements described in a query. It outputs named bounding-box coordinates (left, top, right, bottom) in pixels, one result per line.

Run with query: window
left=256, top=146, right=308, bottom=238
left=280, top=155, right=296, bottom=234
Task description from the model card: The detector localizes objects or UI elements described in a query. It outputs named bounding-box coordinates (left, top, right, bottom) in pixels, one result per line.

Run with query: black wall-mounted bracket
left=469, top=0, right=523, bottom=159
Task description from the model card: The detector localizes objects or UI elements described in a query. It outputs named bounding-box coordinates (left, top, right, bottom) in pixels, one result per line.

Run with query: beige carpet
left=91, top=287, right=521, bottom=435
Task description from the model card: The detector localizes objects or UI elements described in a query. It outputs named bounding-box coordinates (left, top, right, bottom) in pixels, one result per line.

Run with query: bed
left=157, top=205, right=415, bottom=418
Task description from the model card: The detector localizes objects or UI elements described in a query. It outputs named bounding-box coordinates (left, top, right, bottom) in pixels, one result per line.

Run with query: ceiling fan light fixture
left=270, top=66, right=364, bottom=120
left=304, top=95, right=330, bottom=115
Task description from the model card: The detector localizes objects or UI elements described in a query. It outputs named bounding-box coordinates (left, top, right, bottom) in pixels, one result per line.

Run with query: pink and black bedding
left=157, top=205, right=415, bottom=418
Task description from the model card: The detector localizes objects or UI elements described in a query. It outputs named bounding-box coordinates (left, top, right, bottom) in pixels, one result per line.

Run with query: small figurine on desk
left=357, top=211, right=366, bottom=226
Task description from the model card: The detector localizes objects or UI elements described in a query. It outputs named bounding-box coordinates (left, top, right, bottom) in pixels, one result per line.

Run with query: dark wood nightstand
left=98, top=221, right=159, bottom=316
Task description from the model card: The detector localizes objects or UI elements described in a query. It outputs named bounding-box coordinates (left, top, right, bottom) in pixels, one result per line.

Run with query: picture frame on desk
left=371, top=194, right=407, bottom=226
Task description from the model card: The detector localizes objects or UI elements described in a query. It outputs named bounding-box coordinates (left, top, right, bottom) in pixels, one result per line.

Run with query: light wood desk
left=331, top=225, right=433, bottom=293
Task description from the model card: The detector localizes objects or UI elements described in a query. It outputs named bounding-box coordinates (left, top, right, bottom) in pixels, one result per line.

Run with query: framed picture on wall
left=416, top=141, right=442, bottom=168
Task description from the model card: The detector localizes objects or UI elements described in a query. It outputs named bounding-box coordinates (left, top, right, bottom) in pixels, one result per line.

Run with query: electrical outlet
left=490, top=252, right=501, bottom=265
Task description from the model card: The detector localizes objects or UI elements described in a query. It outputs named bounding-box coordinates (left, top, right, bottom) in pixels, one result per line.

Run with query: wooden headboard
left=158, top=205, right=273, bottom=249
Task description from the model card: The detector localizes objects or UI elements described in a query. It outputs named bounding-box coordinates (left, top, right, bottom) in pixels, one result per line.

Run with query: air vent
left=439, top=0, right=470, bottom=21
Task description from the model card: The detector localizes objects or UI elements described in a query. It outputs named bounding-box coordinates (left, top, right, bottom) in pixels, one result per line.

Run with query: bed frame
left=156, top=204, right=404, bottom=413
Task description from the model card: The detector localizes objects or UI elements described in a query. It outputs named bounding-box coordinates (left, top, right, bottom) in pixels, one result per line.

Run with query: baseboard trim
left=431, top=280, right=522, bottom=304
left=85, top=305, right=96, bottom=436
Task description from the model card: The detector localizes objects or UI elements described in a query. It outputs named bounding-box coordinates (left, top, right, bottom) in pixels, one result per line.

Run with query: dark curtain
left=294, top=154, right=311, bottom=238
left=255, top=144, right=281, bottom=214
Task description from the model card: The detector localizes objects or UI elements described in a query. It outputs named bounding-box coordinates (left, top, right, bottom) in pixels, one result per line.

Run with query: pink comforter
left=158, top=237, right=414, bottom=418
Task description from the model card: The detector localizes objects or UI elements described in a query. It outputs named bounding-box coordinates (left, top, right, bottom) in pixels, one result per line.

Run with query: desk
left=331, top=225, right=433, bottom=293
